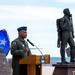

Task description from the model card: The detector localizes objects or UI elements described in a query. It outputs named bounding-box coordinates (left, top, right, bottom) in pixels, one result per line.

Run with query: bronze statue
left=56, top=8, right=75, bottom=63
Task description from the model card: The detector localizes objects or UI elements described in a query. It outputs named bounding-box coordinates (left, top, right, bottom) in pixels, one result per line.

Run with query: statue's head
left=63, top=8, right=71, bottom=17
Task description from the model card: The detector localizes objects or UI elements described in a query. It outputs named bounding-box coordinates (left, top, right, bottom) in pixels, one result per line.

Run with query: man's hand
left=23, top=48, right=29, bottom=52
left=57, top=39, right=61, bottom=48
left=73, top=35, right=75, bottom=38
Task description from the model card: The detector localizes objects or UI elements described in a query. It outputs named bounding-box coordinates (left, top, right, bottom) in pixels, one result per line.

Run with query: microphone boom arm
left=27, top=39, right=43, bottom=55
left=33, top=44, right=43, bottom=55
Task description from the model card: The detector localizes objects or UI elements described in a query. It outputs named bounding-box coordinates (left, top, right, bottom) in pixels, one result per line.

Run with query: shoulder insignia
left=11, top=42, right=16, bottom=45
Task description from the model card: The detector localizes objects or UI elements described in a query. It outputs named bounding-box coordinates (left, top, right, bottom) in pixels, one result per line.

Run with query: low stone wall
left=0, top=53, right=11, bottom=75
left=8, top=59, right=12, bottom=75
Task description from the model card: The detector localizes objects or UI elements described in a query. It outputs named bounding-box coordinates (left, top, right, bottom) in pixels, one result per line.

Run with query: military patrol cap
left=17, top=26, right=27, bottom=32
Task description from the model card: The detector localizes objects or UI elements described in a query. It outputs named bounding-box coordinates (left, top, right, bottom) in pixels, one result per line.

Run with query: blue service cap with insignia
left=17, top=26, right=27, bottom=32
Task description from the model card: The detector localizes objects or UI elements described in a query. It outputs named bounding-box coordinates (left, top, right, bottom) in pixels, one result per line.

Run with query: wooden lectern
left=19, top=54, right=50, bottom=75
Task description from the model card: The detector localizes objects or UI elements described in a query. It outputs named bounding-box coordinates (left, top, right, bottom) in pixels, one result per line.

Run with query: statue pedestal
left=0, top=48, right=11, bottom=75
left=52, top=63, right=75, bottom=75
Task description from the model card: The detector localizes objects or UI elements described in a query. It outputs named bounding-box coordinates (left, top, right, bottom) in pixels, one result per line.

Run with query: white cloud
left=57, top=0, right=75, bottom=3
left=0, top=5, right=63, bottom=21
left=3, top=5, right=75, bottom=23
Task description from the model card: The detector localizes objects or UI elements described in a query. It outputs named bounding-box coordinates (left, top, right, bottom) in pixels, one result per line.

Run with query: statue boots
left=61, top=57, right=68, bottom=64
left=70, top=50, right=75, bottom=62
left=61, top=51, right=69, bottom=64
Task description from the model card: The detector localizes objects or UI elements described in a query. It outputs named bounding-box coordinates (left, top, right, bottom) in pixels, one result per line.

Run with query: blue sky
left=0, top=0, right=75, bottom=8
left=0, top=0, right=75, bottom=58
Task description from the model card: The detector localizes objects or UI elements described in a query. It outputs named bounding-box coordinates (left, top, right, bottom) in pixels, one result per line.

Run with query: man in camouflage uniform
left=11, top=26, right=31, bottom=75
left=57, top=8, right=75, bottom=63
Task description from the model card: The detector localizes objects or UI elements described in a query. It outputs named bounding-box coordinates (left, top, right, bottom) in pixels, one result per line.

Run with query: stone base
left=0, top=53, right=11, bottom=75
left=52, top=63, right=75, bottom=75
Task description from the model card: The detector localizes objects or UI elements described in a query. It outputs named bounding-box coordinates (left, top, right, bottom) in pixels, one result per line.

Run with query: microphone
left=27, top=39, right=43, bottom=55
left=27, top=39, right=46, bottom=63
left=27, top=39, right=34, bottom=46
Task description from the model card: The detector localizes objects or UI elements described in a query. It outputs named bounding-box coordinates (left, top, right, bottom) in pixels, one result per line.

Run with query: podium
left=19, top=54, right=50, bottom=75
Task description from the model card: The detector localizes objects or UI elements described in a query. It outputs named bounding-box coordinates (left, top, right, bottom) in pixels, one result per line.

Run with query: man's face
left=19, top=30, right=27, bottom=38
left=66, top=9, right=70, bottom=16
